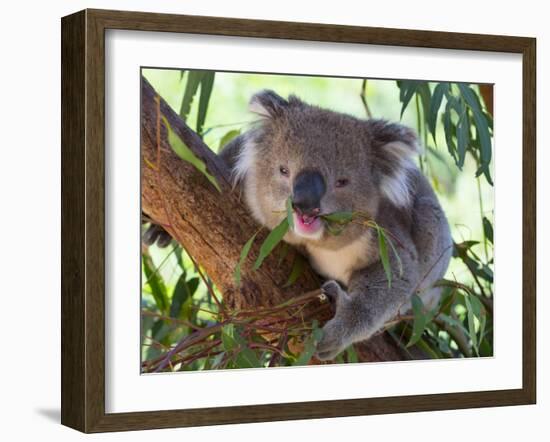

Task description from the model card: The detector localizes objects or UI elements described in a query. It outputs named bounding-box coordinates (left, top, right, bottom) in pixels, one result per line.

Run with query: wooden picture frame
left=61, top=8, right=536, bottom=433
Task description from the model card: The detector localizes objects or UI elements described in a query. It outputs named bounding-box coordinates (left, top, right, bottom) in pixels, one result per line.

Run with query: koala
left=220, top=89, right=453, bottom=361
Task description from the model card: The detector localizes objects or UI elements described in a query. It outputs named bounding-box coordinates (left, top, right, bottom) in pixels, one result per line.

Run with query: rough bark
left=140, top=77, right=410, bottom=362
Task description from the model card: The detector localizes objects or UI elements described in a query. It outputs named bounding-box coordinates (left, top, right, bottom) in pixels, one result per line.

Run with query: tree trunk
left=140, top=77, right=410, bottom=362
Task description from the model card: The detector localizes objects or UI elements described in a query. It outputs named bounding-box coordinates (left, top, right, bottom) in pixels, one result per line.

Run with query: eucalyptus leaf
left=286, top=197, right=295, bottom=230
left=458, top=84, right=493, bottom=185
left=253, top=218, right=290, bottom=270
left=456, top=105, right=470, bottom=169
left=196, top=72, right=215, bottom=136
left=218, top=129, right=241, bottom=149
left=377, top=228, right=392, bottom=288
left=428, top=82, right=449, bottom=142
left=416, top=82, right=432, bottom=125
left=170, top=272, right=189, bottom=318
left=464, top=295, right=478, bottom=355
left=483, top=217, right=494, bottom=244
left=221, top=324, right=262, bottom=368
left=293, top=320, right=322, bottom=366
left=277, top=242, right=290, bottom=266
left=407, top=294, right=427, bottom=347
left=179, top=71, right=204, bottom=121
left=234, top=230, right=260, bottom=286
left=162, top=117, right=221, bottom=192
left=398, top=81, right=418, bottom=119
left=321, top=211, right=354, bottom=224
left=284, top=254, right=305, bottom=287
left=142, top=252, right=168, bottom=313
left=473, top=110, right=493, bottom=185
left=443, top=102, right=457, bottom=162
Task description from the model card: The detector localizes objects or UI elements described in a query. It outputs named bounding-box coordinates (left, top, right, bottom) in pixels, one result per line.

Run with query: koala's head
left=233, top=90, right=419, bottom=247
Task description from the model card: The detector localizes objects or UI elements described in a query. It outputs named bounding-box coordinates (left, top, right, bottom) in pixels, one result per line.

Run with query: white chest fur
left=305, top=235, right=371, bottom=286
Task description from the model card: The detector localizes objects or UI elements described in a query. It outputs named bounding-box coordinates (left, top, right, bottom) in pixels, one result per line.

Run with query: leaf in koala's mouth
left=319, top=211, right=403, bottom=288
left=320, top=211, right=354, bottom=236
left=321, top=211, right=354, bottom=224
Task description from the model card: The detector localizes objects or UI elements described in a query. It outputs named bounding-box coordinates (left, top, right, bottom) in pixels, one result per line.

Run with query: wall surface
left=0, top=0, right=546, bottom=440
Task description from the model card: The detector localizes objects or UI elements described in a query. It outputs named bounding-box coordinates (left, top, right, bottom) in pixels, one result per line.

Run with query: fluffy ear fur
left=366, top=119, right=420, bottom=207
left=231, top=133, right=256, bottom=187
left=249, top=89, right=289, bottom=118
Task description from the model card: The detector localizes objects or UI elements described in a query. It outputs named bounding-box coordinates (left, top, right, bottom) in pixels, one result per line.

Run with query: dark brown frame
left=61, top=8, right=536, bottom=433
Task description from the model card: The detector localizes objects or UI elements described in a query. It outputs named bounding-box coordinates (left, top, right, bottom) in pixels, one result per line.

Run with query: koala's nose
left=292, top=170, right=326, bottom=215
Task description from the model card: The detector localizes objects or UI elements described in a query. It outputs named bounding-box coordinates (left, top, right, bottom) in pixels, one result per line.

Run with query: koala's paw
left=321, top=280, right=350, bottom=306
left=143, top=224, right=172, bottom=248
left=317, top=281, right=352, bottom=361
left=316, top=317, right=349, bottom=361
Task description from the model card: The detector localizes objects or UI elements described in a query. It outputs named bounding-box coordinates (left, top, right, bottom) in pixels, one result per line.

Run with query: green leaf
left=482, top=217, right=494, bottom=244
left=458, top=84, right=493, bottom=185
left=457, top=83, right=483, bottom=115
left=221, top=324, right=262, bottom=368
left=284, top=254, right=305, bottom=287
left=398, top=81, right=418, bottom=119
left=170, top=274, right=199, bottom=319
left=377, top=228, right=392, bottom=288
left=321, top=211, right=354, bottom=224
left=286, top=197, right=294, bottom=231
left=416, top=82, right=432, bottom=125
left=277, top=242, right=290, bottom=266
left=196, top=72, right=215, bottom=137
left=322, top=211, right=354, bottom=236
left=179, top=71, right=203, bottom=121
left=464, top=295, right=478, bottom=355
left=174, top=246, right=185, bottom=270
left=385, top=231, right=403, bottom=278
left=469, top=295, right=486, bottom=355
left=325, top=223, right=346, bottom=236
left=345, top=346, right=359, bottom=363
left=293, top=320, right=323, bottom=366
left=456, top=104, right=470, bottom=169
left=142, top=252, right=168, bottom=313
left=407, top=294, right=428, bottom=347
left=253, top=218, right=290, bottom=270
left=169, top=273, right=188, bottom=318
left=234, top=230, right=260, bottom=286
left=473, top=110, right=493, bottom=185
left=151, top=319, right=170, bottom=342
left=428, top=83, right=449, bottom=142
left=443, top=102, right=457, bottom=162
left=162, top=117, right=221, bottom=193
left=218, top=129, right=241, bottom=149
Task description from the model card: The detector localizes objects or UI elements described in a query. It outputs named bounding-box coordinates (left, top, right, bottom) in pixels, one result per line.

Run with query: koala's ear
left=249, top=90, right=289, bottom=118
left=366, top=119, right=420, bottom=207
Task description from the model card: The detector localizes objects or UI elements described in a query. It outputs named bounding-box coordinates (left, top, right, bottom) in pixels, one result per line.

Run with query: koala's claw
left=321, top=280, right=347, bottom=304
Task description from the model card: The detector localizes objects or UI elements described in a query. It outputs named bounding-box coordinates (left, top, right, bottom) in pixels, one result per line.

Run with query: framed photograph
left=61, top=9, right=536, bottom=433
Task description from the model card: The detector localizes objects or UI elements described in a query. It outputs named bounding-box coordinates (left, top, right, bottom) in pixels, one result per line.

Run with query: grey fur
left=220, top=90, right=452, bottom=360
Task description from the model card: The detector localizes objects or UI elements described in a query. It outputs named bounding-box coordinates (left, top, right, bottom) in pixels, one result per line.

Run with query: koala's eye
left=279, top=166, right=290, bottom=177
left=335, top=178, right=349, bottom=188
